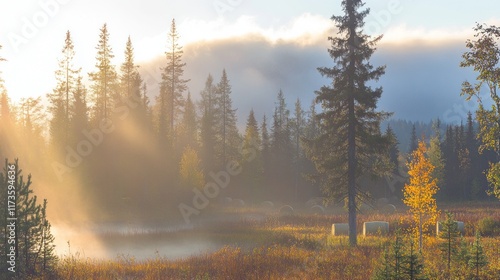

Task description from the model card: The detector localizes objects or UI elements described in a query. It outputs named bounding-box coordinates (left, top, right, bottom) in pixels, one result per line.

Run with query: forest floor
left=49, top=201, right=500, bottom=279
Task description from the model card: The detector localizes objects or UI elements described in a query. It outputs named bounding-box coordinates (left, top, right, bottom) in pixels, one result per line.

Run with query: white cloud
left=380, top=19, right=500, bottom=45
left=135, top=13, right=333, bottom=63
left=185, top=13, right=332, bottom=43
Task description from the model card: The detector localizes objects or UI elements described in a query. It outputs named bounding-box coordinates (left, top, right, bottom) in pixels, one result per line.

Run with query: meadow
left=50, top=202, right=500, bottom=280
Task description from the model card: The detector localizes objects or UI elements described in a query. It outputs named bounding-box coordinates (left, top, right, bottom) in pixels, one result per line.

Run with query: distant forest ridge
left=383, top=118, right=478, bottom=154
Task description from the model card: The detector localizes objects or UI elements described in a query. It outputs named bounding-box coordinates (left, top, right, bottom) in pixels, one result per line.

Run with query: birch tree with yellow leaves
left=404, top=140, right=439, bottom=252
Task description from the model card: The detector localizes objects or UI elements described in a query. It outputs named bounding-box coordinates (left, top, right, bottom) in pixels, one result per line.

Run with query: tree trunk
left=419, top=213, right=423, bottom=251
left=347, top=4, right=358, bottom=247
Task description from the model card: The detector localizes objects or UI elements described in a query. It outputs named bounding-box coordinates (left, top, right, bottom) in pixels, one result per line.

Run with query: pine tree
left=373, top=246, right=392, bottom=280
left=427, top=121, right=445, bottom=190
left=291, top=98, right=305, bottom=200
left=261, top=114, right=271, bottom=187
left=19, top=97, right=45, bottom=144
left=402, top=238, right=428, bottom=280
left=465, top=112, right=485, bottom=200
left=386, top=125, right=400, bottom=175
left=468, top=231, right=488, bottom=280
left=271, top=90, right=293, bottom=199
left=214, top=69, right=239, bottom=167
left=48, top=31, right=80, bottom=149
left=119, top=36, right=146, bottom=122
left=465, top=112, right=475, bottom=145
left=261, top=114, right=270, bottom=157
left=119, top=36, right=141, bottom=100
left=438, top=211, right=461, bottom=276
left=0, top=160, right=57, bottom=276
left=140, top=82, right=152, bottom=128
left=373, top=231, right=406, bottom=280
left=392, top=231, right=406, bottom=279
left=305, top=100, right=319, bottom=140
left=373, top=230, right=428, bottom=280
left=456, top=236, right=471, bottom=273
left=403, top=140, right=439, bottom=251
left=241, top=109, right=263, bottom=198
left=39, top=199, right=57, bottom=277
left=409, top=124, right=418, bottom=156
left=71, top=76, right=89, bottom=144
left=89, top=23, right=118, bottom=124
left=158, top=19, right=189, bottom=147
left=271, top=90, right=291, bottom=156
left=303, top=0, right=389, bottom=246
left=178, top=92, right=198, bottom=151
left=243, top=109, right=261, bottom=158
left=199, top=74, right=217, bottom=173
left=16, top=165, right=41, bottom=275
left=443, top=125, right=458, bottom=199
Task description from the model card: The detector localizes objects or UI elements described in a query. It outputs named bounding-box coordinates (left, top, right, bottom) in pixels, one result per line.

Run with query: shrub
left=478, top=217, right=500, bottom=237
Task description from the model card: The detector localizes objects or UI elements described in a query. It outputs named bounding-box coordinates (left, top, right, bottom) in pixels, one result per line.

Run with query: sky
left=1, top=0, right=500, bottom=123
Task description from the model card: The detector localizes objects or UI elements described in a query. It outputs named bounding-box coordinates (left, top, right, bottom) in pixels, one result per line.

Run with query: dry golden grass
left=35, top=202, right=500, bottom=279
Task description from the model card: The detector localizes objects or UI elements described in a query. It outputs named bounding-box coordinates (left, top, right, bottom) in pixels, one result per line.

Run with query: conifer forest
left=0, top=0, right=500, bottom=279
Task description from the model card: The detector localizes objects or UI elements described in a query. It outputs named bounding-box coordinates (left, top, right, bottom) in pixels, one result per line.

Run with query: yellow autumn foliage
left=179, top=147, right=205, bottom=189
left=403, top=140, right=440, bottom=249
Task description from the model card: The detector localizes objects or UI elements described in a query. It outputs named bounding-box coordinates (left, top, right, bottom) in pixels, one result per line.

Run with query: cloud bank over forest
left=139, top=31, right=479, bottom=126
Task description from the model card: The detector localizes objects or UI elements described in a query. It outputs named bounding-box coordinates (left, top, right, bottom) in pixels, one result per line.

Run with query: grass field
left=50, top=202, right=500, bottom=279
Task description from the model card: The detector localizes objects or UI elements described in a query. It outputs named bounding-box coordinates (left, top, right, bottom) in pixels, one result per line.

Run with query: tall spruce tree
left=71, top=77, right=89, bottom=144
left=214, top=69, right=239, bottom=167
left=119, top=35, right=145, bottom=125
left=261, top=114, right=271, bottom=187
left=243, top=109, right=261, bottom=157
left=19, top=97, right=45, bottom=142
left=241, top=109, right=263, bottom=198
left=261, top=114, right=270, bottom=158
left=271, top=90, right=293, bottom=199
left=119, top=36, right=141, bottom=100
left=199, top=74, right=217, bottom=173
left=386, top=125, right=400, bottom=175
left=140, top=82, right=152, bottom=128
left=427, top=120, right=445, bottom=191
left=304, top=0, right=389, bottom=246
left=409, top=124, right=418, bottom=157
left=158, top=19, right=189, bottom=147
left=178, top=92, right=198, bottom=152
left=305, top=100, right=320, bottom=140
left=48, top=31, right=80, bottom=149
left=88, top=23, right=117, bottom=124
left=443, top=125, right=457, bottom=199
left=291, top=98, right=306, bottom=200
